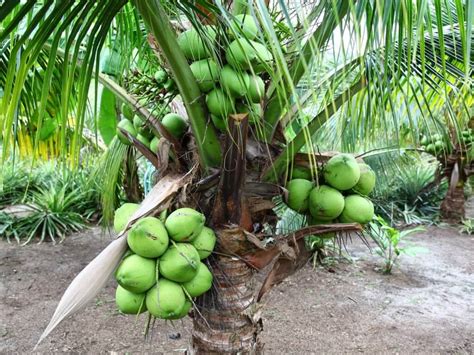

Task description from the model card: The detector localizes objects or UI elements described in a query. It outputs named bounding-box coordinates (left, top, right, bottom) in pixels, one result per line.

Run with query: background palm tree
left=1, top=0, right=472, bottom=352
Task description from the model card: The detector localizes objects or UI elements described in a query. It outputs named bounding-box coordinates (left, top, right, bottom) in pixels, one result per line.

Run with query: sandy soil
left=1, top=226, right=473, bottom=354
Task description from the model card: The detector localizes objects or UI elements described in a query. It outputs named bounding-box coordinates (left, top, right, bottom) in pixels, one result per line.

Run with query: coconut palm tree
left=1, top=0, right=472, bottom=352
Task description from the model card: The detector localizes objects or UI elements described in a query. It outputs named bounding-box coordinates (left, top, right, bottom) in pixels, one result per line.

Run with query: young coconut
left=121, top=103, right=134, bottom=120
left=161, top=113, right=187, bottom=138
left=211, top=114, right=228, bottom=131
left=220, top=65, right=250, bottom=97
left=229, top=14, right=258, bottom=40
left=191, top=226, right=217, bottom=259
left=182, top=262, right=213, bottom=297
left=353, top=163, right=376, bottom=196
left=177, top=26, right=216, bottom=60
left=309, top=185, right=345, bottom=221
left=165, top=208, right=206, bottom=242
left=170, top=300, right=192, bottom=320
left=116, top=119, right=137, bottom=145
left=159, top=243, right=200, bottom=283
left=339, top=195, right=374, bottom=224
left=113, top=203, right=140, bottom=233
left=115, top=285, right=147, bottom=314
left=225, top=38, right=257, bottom=70
left=324, top=153, right=361, bottom=191
left=246, top=75, right=265, bottom=103
left=127, top=217, right=169, bottom=258
left=251, top=41, right=273, bottom=73
left=154, top=69, right=168, bottom=84
left=190, top=59, right=220, bottom=92
left=286, top=179, right=314, bottom=212
left=136, top=134, right=150, bottom=148
left=150, top=136, right=160, bottom=154
left=146, top=279, right=186, bottom=319
left=115, top=254, right=157, bottom=293
left=206, top=88, right=236, bottom=118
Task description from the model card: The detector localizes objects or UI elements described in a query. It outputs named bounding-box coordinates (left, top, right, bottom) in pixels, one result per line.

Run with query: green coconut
left=182, top=262, right=213, bottom=297
left=220, top=65, right=250, bottom=97
left=146, top=279, right=186, bottom=319
left=462, top=130, right=471, bottom=138
left=121, top=103, right=134, bottom=120
left=159, top=243, right=200, bottom=282
left=340, top=195, right=374, bottom=224
left=235, top=102, right=262, bottom=124
left=170, top=300, right=192, bottom=320
left=115, top=254, right=157, bottom=293
left=251, top=41, right=273, bottom=73
left=324, top=154, right=361, bottom=191
left=154, top=70, right=168, bottom=84
left=165, top=208, right=206, bottom=242
left=136, top=134, right=150, bottom=148
left=225, top=39, right=257, bottom=70
left=163, top=77, right=176, bottom=91
left=133, top=116, right=154, bottom=139
left=206, top=88, right=236, bottom=118
left=426, top=143, right=435, bottom=154
left=177, top=26, right=216, bottom=60
left=353, top=163, right=376, bottom=196
left=420, top=135, right=429, bottom=146
left=309, top=185, right=345, bottom=221
left=247, top=75, right=265, bottom=103
left=191, top=226, right=217, bottom=259
left=127, top=217, right=169, bottom=258
left=434, top=140, right=445, bottom=151
left=161, top=113, right=187, bottom=138
left=211, top=114, right=227, bottom=131
left=115, top=285, right=147, bottom=314
left=230, top=14, right=258, bottom=40
left=116, top=119, right=137, bottom=145
left=190, top=59, right=220, bottom=92
left=286, top=179, right=313, bottom=212
left=113, top=203, right=140, bottom=233
left=289, top=166, right=312, bottom=180
left=150, top=136, right=160, bottom=154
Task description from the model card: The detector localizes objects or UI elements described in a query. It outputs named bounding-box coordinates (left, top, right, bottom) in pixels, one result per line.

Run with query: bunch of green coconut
left=125, top=68, right=177, bottom=98
left=177, top=13, right=271, bottom=130
left=286, top=153, right=377, bottom=237
left=112, top=205, right=217, bottom=320
left=116, top=100, right=188, bottom=154
left=419, top=133, right=453, bottom=156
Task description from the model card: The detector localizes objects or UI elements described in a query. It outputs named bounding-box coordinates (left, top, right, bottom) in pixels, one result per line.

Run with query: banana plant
left=0, top=0, right=472, bottom=353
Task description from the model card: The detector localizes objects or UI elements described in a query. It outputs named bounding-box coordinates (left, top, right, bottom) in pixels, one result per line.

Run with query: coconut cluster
left=419, top=133, right=452, bottom=156
left=420, top=130, right=472, bottom=156
left=112, top=205, right=216, bottom=320
left=286, top=153, right=377, bottom=234
left=117, top=90, right=188, bottom=153
left=177, top=14, right=271, bottom=130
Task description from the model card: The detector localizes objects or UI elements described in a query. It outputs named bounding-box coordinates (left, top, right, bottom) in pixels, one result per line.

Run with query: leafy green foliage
left=0, top=160, right=102, bottom=243
left=459, top=218, right=474, bottom=235
left=367, top=152, right=447, bottom=225
left=98, top=87, right=118, bottom=146
left=366, top=216, right=427, bottom=274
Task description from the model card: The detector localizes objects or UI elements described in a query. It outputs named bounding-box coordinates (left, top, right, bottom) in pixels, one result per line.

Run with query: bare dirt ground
left=1, top=225, right=473, bottom=354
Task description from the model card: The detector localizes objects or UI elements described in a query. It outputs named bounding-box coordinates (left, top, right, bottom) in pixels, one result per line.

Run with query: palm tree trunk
left=192, top=116, right=262, bottom=353
left=192, top=231, right=261, bottom=353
